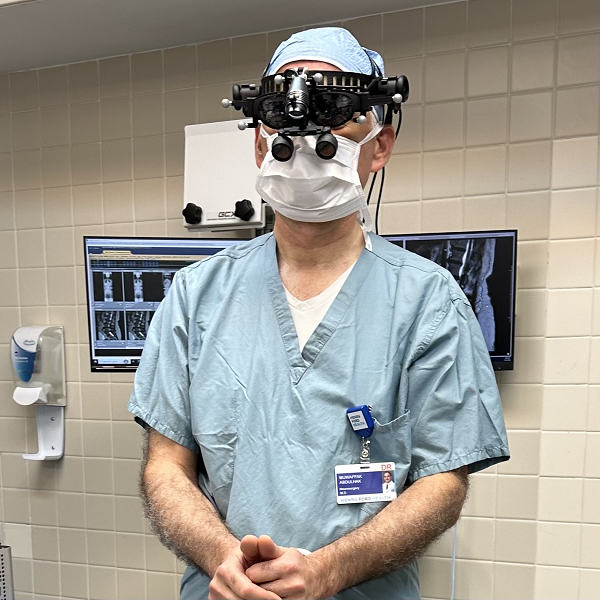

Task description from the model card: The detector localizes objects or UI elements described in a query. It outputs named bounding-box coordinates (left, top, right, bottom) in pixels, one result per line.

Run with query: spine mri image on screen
left=85, top=237, right=243, bottom=371
left=133, top=271, right=143, bottom=302
left=405, top=237, right=511, bottom=354
left=91, top=269, right=174, bottom=344
left=103, top=272, right=114, bottom=302
left=96, top=310, right=125, bottom=341
left=93, top=271, right=125, bottom=341
left=126, top=311, right=155, bottom=340
left=123, top=271, right=174, bottom=340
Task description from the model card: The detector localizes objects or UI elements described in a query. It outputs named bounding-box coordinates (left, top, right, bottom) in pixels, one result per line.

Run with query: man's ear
left=370, top=124, right=395, bottom=173
left=255, top=127, right=266, bottom=168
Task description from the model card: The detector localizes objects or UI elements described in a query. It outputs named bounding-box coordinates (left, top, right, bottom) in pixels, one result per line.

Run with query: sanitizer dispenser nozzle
left=11, top=326, right=66, bottom=460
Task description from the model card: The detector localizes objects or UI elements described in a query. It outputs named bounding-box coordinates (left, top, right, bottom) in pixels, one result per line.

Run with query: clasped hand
left=208, top=534, right=325, bottom=600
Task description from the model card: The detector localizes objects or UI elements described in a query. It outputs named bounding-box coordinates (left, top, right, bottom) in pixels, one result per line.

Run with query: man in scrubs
left=382, top=471, right=395, bottom=494
left=129, top=27, right=509, bottom=600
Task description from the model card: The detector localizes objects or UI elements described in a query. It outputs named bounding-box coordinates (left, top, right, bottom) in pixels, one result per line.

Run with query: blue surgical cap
left=265, top=27, right=386, bottom=121
left=265, top=27, right=385, bottom=76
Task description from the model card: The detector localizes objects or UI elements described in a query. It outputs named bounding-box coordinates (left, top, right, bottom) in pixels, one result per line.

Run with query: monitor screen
left=383, top=230, right=517, bottom=371
left=83, top=236, right=242, bottom=372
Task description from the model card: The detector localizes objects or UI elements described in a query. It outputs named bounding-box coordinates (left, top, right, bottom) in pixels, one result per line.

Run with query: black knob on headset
left=234, top=199, right=255, bottom=222
left=182, top=203, right=203, bottom=224
left=396, top=76, right=409, bottom=103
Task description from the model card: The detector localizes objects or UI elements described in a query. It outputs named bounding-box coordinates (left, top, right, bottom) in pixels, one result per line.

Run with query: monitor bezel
left=382, top=229, right=518, bottom=372
left=83, top=235, right=245, bottom=373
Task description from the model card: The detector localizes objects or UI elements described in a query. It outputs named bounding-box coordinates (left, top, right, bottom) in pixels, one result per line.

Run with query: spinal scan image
left=95, top=311, right=124, bottom=341
left=123, top=271, right=175, bottom=303
left=406, top=238, right=499, bottom=352
left=126, top=311, right=155, bottom=341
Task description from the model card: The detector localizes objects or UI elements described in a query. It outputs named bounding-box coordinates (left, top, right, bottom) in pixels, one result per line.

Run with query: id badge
left=335, top=462, right=397, bottom=504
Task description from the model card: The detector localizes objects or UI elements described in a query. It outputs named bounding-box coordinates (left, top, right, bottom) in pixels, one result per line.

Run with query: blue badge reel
left=346, top=405, right=374, bottom=438
left=335, top=405, right=397, bottom=504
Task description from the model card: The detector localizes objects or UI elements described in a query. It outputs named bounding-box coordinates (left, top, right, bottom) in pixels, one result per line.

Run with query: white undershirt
left=284, top=261, right=356, bottom=352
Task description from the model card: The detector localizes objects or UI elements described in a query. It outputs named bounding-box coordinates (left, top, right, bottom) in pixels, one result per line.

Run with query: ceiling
left=0, top=0, right=446, bottom=73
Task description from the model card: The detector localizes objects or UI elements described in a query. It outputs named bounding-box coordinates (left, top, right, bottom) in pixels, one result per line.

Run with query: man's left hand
left=244, top=536, right=327, bottom=600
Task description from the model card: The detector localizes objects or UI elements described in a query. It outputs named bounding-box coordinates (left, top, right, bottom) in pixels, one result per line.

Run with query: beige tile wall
left=0, top=0, right=598, bottom=599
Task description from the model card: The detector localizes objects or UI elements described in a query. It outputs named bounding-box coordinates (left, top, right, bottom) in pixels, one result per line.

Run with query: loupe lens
left=315, top=133, right=338, bottom=160
left=271, top=135, right=294, bottom=162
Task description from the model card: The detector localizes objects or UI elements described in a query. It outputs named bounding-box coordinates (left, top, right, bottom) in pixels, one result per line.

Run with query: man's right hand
left=208, top=544, right=282, bottom=600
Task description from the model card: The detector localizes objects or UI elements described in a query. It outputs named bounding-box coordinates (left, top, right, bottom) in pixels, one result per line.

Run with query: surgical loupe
left=221, top=65, right=409, bottom=161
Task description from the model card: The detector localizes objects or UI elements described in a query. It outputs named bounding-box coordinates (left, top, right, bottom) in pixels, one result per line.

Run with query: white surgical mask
left=255, top=116, right=383, bottom=232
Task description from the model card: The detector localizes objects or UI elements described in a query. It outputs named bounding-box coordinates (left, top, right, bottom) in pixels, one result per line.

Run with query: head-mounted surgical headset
left=221, top=58, right=409, bottom=162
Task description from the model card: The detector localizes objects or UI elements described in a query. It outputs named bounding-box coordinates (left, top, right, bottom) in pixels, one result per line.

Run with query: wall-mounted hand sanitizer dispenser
left=11, top=326, right=66, bottom=460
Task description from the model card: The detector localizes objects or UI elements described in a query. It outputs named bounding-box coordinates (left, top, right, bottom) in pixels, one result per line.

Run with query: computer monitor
left=383, top=230, right=517, bottom=371
left=83, top=236, right=241, bottom=372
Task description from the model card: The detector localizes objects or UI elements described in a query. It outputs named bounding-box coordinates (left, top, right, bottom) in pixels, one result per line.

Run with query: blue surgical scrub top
left=128, top=232, right=509, bottom=600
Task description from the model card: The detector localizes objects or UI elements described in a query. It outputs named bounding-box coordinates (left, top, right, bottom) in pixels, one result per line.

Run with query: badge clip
left=360, top=438, right=371, bottom=464
left=346, top=405, right=374, bottom=463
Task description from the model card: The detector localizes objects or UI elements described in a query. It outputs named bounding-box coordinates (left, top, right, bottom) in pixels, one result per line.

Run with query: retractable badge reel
left=346, top=405, right=374, bottom=463
left=334, top=405, right=397, bottom=505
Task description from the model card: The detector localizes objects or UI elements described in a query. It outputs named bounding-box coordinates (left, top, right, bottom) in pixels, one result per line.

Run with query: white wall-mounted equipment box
left=183, top=120, right=265, bottom=231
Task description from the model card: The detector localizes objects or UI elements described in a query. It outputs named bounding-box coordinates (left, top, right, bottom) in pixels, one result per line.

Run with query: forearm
left=140, top=435, right=238, bottom=577
left=312, top=468, right=468, bottom=597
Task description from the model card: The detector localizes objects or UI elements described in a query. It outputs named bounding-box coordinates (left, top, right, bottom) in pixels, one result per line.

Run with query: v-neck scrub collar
left=265, top=233, right=376, bottom=381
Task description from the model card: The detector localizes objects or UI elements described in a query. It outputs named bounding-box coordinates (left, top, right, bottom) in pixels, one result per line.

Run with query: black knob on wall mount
left=182, top=203, right=203, bottom=224
left=234, top=199, right=255, bottom=221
